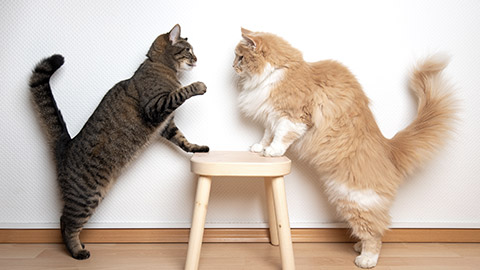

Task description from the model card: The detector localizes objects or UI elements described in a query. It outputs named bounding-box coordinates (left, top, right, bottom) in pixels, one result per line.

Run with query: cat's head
left=233, top=28, right=303, bottom=77
left=147, top=24, right=197, bottom=71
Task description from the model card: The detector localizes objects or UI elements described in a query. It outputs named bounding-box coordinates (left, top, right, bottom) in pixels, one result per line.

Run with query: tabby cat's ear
left=169, top=24, right=181, bottom=45
left=241, top=28, right=256, bottom=50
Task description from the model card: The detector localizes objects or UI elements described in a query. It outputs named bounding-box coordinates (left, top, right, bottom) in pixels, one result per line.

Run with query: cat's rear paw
left=72, top=249, right=90, bottom=260
left=355, top=253, right=379, bottom=269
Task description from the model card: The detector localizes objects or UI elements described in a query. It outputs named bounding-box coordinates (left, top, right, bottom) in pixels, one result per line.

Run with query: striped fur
left=234, top=29, right=456, bottom=268
left=29, top=24, right=208, bottom=260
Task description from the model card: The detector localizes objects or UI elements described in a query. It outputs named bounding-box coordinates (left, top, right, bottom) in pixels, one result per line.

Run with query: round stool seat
left=191, top=151, right=291, bottom=176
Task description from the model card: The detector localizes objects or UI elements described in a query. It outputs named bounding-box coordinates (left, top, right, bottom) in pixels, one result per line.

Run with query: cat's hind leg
left=354, top=234, right=382, bottom=269
left=346, top=206, right=389, bottom=268
left=60, top=188, right=100, bottom=260
left=60, top=213, right=90, bottom=260
left=327, top=180, right=390, bottom=268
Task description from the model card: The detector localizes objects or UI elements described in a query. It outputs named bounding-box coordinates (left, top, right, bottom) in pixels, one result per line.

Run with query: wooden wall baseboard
left=1, top=228, right=479, bottom=244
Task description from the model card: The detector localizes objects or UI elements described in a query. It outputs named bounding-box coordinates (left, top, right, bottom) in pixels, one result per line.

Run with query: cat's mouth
left=180, top=61, right=196, bottom=71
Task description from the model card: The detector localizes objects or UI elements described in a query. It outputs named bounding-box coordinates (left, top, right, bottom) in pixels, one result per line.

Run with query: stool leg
left=264, top=177, right=279, bottom=246
left=185, top=175, right=212, bottom=270
left=269, top=176, right=295, bottom=270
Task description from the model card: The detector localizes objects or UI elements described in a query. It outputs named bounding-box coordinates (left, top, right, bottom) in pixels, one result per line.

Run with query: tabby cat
left=233, top=28, right=455, bottom=268
left=29, top=24, right=209, bottom=260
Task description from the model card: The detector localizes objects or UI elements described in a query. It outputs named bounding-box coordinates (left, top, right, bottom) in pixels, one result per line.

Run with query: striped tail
left=29, top=54, right=71, bottom=162
left=389, top=54, right=457, bottom=177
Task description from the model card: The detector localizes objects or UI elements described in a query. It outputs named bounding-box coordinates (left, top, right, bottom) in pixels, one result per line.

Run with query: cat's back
left=309, top=60, right=360, bottom=89
left=67, top=77, right=153, bottom=167
left=306, top=60, right=369, bottom=108
left=82, top=78, right=144, bottom=131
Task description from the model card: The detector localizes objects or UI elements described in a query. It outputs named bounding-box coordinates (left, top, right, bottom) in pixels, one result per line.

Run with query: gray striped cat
left=29, top=24, right=208, bottom=260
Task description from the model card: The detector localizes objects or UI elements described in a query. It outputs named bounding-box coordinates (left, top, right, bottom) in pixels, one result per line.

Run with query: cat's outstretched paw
left=191, top=81, right=207, bottom=95
left=190, top=144, right=209, bottom=153
left=355, top=253, right=379, bottom=269
left=250, top=143, right=264, bottom=153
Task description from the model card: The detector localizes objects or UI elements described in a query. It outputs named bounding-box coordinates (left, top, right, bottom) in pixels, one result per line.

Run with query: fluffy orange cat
left=233, top=28, right=456, bottom=268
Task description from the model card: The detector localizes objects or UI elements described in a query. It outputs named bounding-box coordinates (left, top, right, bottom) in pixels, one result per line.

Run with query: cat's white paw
left=263, top=145, right=285, bottom=157
left=250, top=143, right=264, bottom=153
left=355, top=253, right=379, bottom=269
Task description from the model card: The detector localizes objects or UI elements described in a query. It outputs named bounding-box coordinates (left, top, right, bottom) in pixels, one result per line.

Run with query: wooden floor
left=0, top=242, right=479, bottom=269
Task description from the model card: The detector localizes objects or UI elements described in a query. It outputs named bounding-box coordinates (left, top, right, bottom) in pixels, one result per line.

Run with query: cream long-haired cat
left=233, top=28, right=456, bottom=268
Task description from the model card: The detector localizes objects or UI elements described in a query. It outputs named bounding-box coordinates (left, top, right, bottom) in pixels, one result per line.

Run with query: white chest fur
left=238, top=63, right=284, bottom=124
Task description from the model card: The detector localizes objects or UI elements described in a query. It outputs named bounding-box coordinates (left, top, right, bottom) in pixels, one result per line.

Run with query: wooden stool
left=185, top=151, right=295, bottom=270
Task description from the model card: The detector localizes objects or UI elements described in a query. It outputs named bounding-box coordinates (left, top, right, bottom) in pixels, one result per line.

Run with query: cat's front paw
left=191, top=81, right=207, bottom=95
left=263, top=145, right=286, bottom=157
left=250, top=143, right=264, bottom=153
left=191, top=145, right=209, bottom=153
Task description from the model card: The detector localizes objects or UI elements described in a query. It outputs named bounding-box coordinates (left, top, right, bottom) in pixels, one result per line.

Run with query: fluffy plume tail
left=389, top=54, right=456, bottom=176
left=30, top=54, right=71, bottom=162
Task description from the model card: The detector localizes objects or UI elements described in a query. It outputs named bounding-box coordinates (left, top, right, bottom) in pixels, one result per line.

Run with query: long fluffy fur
left=234, top=29, right=456, bottom=268
left=390, top=55, right=457, bottom=176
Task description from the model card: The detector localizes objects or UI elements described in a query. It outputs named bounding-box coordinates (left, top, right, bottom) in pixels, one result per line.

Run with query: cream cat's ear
left=169, top=24, right=181, bottom=45
left=241, top=28, right=253, bottom=35
left=241, top=28, right=256, bottom=49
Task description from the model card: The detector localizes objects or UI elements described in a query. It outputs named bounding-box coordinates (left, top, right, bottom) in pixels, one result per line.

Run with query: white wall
left=1, top=0, right=479, bottom=229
